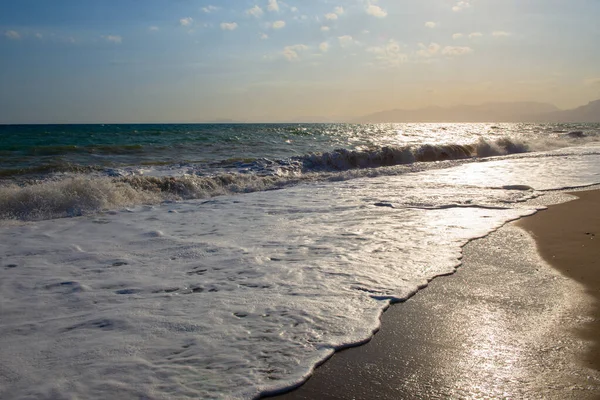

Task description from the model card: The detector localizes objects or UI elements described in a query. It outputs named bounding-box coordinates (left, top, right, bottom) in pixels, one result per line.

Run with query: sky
left=1, top=0, right=599, bottom=123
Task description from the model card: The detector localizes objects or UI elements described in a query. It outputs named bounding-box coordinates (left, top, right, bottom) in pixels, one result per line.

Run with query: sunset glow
left=1, top=0, right=599, bottom=123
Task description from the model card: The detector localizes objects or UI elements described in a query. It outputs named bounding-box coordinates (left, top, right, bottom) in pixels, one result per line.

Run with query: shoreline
left=517, top=190, right=600, bottom=370
left=268, top=190, right=600, bottom=399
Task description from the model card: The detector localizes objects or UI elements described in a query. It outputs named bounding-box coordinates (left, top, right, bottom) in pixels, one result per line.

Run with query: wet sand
left=517, top=190, right=600, bottom=371
left=268, top=191, right=600, bottom=399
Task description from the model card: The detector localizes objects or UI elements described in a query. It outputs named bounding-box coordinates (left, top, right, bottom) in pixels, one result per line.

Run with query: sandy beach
left=269, top=190, right=600, bottom=399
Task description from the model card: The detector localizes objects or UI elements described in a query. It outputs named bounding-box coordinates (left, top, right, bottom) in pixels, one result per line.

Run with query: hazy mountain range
left=353, top=99, right=600, bottom=123
left=206, top=99, right=600, bottom=123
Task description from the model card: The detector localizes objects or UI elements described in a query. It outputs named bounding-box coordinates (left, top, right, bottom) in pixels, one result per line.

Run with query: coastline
left=268, top=190, right=600, bottom=399
left=517, top=190, right=600, bottom=370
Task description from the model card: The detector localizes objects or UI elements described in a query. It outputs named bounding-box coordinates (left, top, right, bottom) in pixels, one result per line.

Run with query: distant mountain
left=541, top=99, right=600, bottom=123
left=207, top=118, right=244, bottom=124
left=277, top=116, right=345, bottom=123
left=355, top=100, right=600, bottom=123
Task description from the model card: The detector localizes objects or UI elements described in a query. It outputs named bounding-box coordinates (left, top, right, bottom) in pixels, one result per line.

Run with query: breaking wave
left=299, top=137, right=529, bottom=170
left=0, top=137, right=587, bottom=221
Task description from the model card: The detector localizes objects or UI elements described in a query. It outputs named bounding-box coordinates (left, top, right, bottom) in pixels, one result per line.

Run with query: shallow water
left=1, top=144, right=600, bottom=399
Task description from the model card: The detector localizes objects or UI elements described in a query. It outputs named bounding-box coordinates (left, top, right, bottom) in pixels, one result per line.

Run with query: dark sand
left=517, top=190, right=600, bottom=371
left=268, top=191, right=600, bottom=399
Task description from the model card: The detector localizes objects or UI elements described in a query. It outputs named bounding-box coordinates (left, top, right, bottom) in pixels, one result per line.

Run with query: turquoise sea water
left=2, top=123, right=598, bottom=177
left=1, top=122, right=599, bottom=221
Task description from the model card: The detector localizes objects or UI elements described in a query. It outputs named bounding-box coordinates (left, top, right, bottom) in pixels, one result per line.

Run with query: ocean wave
left=0, top=177, right=161, bottom=221
left=0, top=166, right=445, bottom=221
left=0, top=174, right=310, bottom=221
left=0, top=137, right=593, bottom=221
left=298, top=137, right=530, bottom=171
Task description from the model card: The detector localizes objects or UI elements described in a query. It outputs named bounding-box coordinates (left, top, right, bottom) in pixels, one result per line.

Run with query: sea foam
left=1, top=146, right=600, bottom=399
left=1, top=137, right=596, bottom=222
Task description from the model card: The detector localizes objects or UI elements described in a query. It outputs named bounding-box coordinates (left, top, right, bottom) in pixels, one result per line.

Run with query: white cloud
left=179, top=17, right=193, bottom=27
left=366, top=4, right=387, bottom=18
left=149, top=26, right=159, bottom=32
left=272, top=20, right=286, bottom=29
left=425, top=21, right=437, bottom=29
left=202, top=5, right=218, bottom=13
left=220, top=22, right=238, bottom=31
left=417, top=42, right=441, bottom=57
left=492, top=31, right=511, bottom=37
left=4, top=30, right=20, bottom=40
left=335, top=6, right=344, bottom=14
left=268, top=0, right=279, bottom=12
left=442, top=46, right=473, bottom=56
left=452, top=33, right=464, bottom=40
left=452, top=1, right=471, bottom=12
left=366, top=39, right=407, bottom=67
left=102, top=35, right=122, bottom=44
left=338, top=35, right=355, bottom=48
left=468, top=32, right=483, bottom=38
left=319, top=42, right=330, bottom=52
left=282, top=44, right=308, bottom=61
left=325, top=13, right=338, bottom=20
left=35, top=33, right=43, bottom=39
left=260, top=33, right=269, bottom=40
left=291, top=7, right=298, bottom=12
left=247, top=5, right=264, bottom=18
left=321, top=26, right=331, bottom=32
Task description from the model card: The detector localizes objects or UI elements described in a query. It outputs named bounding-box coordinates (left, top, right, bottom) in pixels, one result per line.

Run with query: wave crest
left=300, top=138, right=528, bottom=171
left=0, top=137, right=541, bottom=221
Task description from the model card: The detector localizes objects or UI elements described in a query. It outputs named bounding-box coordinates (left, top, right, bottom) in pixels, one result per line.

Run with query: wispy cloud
left=268, top=0, right=279, bottom=12
left=260, top=33, right=269, bottom=40
left=4, top=30, right=20, bottom=40
left=102, top=35, right=122, bottom=44
left=321, top=26, right=331, bottom=32
left=366, top=3, right=387, bottom=18
left=442, top=46, right=473, bottom=56
left=366, top=39, right=407, bottom=67
left=492, top=31, right=511, bottom=37
left=179, top=17, right=193, bottom=27
left=149, top=26, right=159, bottom=32
left=452, top=1, right=471, bottom=12
left=417, top=42, right=441, bottom=57
left=468, top=32, right=483, bottom=38
left=272, top=20, right=286, bottom=29
left=220, top=22, right=238, bottom=31
left=319, top=42, right=329, bottom=52
left=247, top=5, right=264, bottom=18
left=452, top=33, right=464, bottom=40
left=338, top=35, right=357, bottom=48
left=202, top=5, right=218, bottom=13
left=425, top=21, right=438, bottom=29
left=325, top=13, right=338, bottom=20
left=334, top=7, right=344, bottom=15
left=282, top=44, right=308, bottom=61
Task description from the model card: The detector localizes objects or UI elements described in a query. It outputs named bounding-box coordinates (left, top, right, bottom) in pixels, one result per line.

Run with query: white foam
left=1, top=146, right=600, bottom=399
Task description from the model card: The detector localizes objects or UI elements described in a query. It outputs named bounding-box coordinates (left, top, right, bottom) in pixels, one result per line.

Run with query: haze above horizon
left=1, top=0, right=599, bottom=124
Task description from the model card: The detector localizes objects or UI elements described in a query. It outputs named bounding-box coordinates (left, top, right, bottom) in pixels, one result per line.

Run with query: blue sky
left=1, top=0, right=599, bottom=123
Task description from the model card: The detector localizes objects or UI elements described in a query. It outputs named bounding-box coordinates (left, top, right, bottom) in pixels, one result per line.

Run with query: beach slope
left=270, top=191, right=600, bottom=399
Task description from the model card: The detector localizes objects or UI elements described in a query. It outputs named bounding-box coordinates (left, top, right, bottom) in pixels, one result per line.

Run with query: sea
left=1, top=123, right=600, bottom=399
